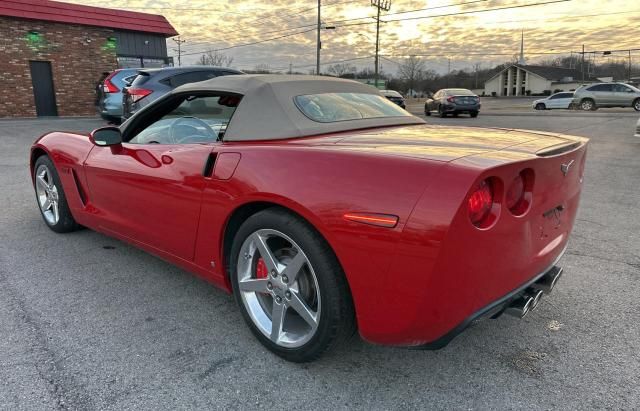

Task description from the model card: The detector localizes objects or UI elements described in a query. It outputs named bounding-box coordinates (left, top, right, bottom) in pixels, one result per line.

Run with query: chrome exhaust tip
left=531, top=266, right=563, bottom=293
left=504, top=295, right=534, bottom=318
left=527, top=289, right=544, bottom=310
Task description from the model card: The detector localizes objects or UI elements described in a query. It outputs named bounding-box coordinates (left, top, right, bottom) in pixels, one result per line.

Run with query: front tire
left=424, top=104, right=431, bottom=116
left=535, top=103, right=546, bottom=110
left=33, top=155, right=80, bottom=233
left=470, top=111, right=479, bottom=118
left=580, top=99, right=596, bottom=111
left=230, top=208, right=355, bottom=362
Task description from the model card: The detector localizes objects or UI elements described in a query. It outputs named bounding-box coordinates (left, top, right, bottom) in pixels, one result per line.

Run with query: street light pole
left=371, top=0, right=391, bottom=89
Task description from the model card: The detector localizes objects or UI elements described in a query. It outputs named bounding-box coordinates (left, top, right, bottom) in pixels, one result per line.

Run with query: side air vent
left=71, top=169, right=88, bottom=206
left=536, top=142, right=582, bottom=157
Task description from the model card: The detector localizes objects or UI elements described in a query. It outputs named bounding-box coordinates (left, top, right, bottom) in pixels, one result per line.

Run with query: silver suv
left=572, top=82, right=640, bottom=111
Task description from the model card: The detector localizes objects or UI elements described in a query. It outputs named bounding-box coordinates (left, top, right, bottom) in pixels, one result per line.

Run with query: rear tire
left=33, top=155, right=81, bottom=233
left=230, top=208, right=355, bottom=362
left=633, top=98, right=640, bottom=112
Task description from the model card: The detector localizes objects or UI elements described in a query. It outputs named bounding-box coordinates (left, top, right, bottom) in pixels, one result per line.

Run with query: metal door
left=29, top=61, right=58, bottom=116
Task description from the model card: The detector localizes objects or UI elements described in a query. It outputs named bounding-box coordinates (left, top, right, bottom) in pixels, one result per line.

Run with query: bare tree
left=328, top=63, right=356, bottom=77
left=398, top=56, right=426, bottom=94
left=197, top=50, right=234, bottom=67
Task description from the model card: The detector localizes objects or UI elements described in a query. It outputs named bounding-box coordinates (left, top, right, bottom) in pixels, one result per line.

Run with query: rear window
left=130, top=73, right=151, bottom=87
left=122, top=74, right=138, bottom=86
left=587, top=84, right=612, bottom=92
left=445, top=89, right=475, bottom=96
left=294, top=93, right=410, bottom=123
left=166, top=71, right=218, bottom=88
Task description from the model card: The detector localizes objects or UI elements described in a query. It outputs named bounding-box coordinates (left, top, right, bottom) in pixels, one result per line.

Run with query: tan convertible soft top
left=175, top=74, right=425, bottom=141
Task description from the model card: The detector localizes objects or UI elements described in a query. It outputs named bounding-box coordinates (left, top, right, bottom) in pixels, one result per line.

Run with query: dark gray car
left=122, top=66, right=244, bottom=121
left=424, top=88, right=481, bottom=118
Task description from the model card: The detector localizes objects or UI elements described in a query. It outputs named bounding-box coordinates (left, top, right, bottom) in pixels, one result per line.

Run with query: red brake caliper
left=256, top=257, right=268, bottom=280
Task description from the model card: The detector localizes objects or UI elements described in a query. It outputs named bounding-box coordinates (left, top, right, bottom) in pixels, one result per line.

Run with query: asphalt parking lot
left=1, top=111, right=639, bottom=409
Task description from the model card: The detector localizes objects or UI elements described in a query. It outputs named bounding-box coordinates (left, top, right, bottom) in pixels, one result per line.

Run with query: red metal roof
left=0, top=0, right=178, bottom=37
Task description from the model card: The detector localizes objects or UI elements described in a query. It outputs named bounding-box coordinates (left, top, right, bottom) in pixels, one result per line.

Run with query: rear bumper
left=416, top=250, right=565, bottom=349
left=442, top=103, right=480, bottom=112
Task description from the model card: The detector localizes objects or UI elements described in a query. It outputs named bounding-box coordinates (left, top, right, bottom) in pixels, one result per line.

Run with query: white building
left=484, top=64, right=600, bottom=97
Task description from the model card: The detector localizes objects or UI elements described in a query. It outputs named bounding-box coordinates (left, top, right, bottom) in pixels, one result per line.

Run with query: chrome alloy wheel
left=634, top=100, right=640, bottom=111
left=237, top=229, right=321, bottom=348
left=581, top=100, right=594, bottom=111
left=35, top=164, right=60, bottom=225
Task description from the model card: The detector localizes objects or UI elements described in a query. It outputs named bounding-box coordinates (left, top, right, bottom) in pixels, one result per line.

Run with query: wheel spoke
left=42, top=198, right=52, bottom=211
left=52, top=201, right=59, bottom=223
left=238, top=278, right=269, bottom=293
left=251, top=233, right=278, bottom=274
left=36, top=175, right=49, bottom=190
left=288, top=291, right=318, bottom=328
left=282, top=252, right=306, bottom=283
left=270, top=302, right=286, bottom=343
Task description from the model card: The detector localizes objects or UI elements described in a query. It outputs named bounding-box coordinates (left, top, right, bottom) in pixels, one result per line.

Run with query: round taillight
left=506, top=169, right=533, bottom=216
left=468, top=179, right=493, bottom=227
left=506, top=174, right=525, bottom=211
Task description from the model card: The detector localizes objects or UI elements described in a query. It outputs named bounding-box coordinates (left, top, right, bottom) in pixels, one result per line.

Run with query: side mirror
left=90, top=126, right=122, bottom=147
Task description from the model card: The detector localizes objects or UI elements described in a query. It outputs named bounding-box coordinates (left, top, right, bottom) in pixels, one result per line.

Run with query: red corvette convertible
left=30, top=75, right=588, bottom=362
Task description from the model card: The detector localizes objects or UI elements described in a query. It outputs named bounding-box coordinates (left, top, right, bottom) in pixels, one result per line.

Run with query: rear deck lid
left=299, top=124, right=586, bottom=163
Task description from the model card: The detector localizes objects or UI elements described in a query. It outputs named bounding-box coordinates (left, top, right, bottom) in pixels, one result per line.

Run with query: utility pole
left=474, top=63, right=480, bottom=89
left=581, top=44, right=585, bottom=82
left=289, top=62, right=293, bottom=75
left=446, top=57, right=451, bottom=87
left=316, top=0, right=321, bottom=75
left=629, top=50, right=632, bottom=82
left=173, top=37, right=186, bottom=67
left=371, top=0, right=391, bottom=89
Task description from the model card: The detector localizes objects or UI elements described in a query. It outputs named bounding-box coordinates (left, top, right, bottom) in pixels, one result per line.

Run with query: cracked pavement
left=0, top=113, right=639, bottom=409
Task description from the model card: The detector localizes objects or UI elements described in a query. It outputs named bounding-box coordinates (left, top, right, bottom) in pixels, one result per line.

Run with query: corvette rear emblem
left=561, top=160, right=575, bottom=176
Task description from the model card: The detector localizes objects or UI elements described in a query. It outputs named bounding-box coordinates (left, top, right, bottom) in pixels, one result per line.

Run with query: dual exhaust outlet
left=504, top=266, right=563, bottom=318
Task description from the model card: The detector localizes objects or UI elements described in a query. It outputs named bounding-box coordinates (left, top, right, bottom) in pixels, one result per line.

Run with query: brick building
left=0, top=0, right=177, bottom=117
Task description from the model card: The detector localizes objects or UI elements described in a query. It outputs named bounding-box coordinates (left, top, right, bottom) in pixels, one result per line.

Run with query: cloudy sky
left=72, top=0, right=638, bottom=74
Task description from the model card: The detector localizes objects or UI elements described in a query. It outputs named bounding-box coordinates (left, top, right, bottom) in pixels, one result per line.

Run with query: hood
left=295, top=124, right=586, bottom=162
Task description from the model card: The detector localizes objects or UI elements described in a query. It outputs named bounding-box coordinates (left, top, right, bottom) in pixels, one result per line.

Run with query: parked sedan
left=533, top=92, right=574, bottom=110
left=31, top=75, right=587, bottom=362
left=97, top=68, right=140, bottom=123
left=380, top=89, right=406, bottom=109
left=425, top=88, right=480, bottom=117
left=122, top=66, right=244, bottom=121
left=572, top=82, right=640, bottom=111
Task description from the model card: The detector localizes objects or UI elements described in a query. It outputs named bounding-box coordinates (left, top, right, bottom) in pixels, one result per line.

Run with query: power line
left=182, top=0, right=499, bottom=50
left=180, top=28, right=318, bottom=57
left=178, top=0, right=575, bottom=59
left=178, top=0, right=363, bottom=51
left=337, top=0, right=573, bottom=27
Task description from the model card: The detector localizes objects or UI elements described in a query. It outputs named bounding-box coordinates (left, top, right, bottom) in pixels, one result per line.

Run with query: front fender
left=30, top=132, right=95, bottom=215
